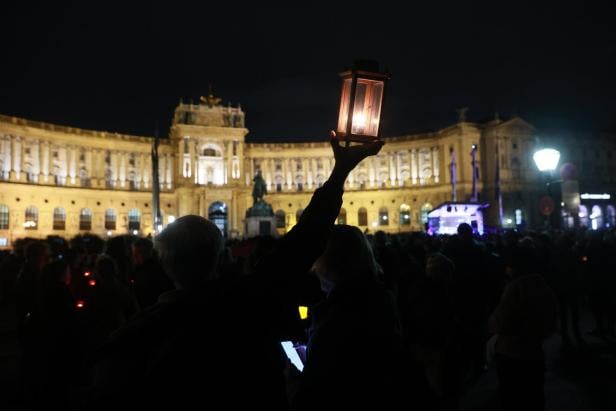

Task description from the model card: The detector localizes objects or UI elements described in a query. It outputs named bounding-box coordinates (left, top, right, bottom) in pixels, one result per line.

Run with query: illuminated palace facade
left=1, top=97, right=615, bottom=247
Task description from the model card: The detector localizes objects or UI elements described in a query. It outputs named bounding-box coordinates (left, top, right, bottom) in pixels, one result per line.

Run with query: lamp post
left=533, top=148, right=561, bottom=230
left=336, top=60, right=390, bottom=143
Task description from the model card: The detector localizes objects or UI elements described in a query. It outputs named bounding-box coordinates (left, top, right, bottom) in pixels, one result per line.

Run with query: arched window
left=358, top=207, right=368, bottom=227
left=275, top=210, right=286, bottom=229
left=379, top=207, right=389, bottom=226
left=337, top=208, right=347, bottom=225
left=296, top=208, right=304, bottom=223
left=0, top=204, right=9, bottom=230
left=420, top=203, right=432, bottom=226
left=399, top=204, right=411, bottom=226
left=24, top=206, right=38, bottom=230
left=80, top=208, right=92, bottom=231
left=53, top=207, right=66, bottom=230
left=128, top=208, right=141, bottom=232
left=105, top=209, right=116, bottom=230
left=208, top=202, right=227, bottom=236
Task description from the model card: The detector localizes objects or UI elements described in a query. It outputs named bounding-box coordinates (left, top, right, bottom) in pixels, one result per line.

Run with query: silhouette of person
left=488, top=243, right=558, bottom=411
left=87, top=132, right=384, bottom=410
left=292, top=225, right=406, bottom=410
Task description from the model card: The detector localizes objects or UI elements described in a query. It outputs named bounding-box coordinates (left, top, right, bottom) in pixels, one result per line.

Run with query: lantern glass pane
left=351, top=79, right=384, bottom=136
left=337, top=78, right=352, bottom=134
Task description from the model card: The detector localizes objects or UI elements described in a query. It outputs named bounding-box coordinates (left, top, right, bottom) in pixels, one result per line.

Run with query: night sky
left=1, top=3, right=614, bottom=142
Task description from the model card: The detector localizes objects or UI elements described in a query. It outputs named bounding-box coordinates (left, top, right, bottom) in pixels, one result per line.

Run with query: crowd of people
left=1, top=135, right=615, bottom=410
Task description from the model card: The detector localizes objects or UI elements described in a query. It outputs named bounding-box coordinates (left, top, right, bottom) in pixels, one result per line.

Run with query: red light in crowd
left=84, top=271, right=91, bottom=277
left=88, top=279, right=96, bottom=287
left=76, top=300, right=85, bottom=309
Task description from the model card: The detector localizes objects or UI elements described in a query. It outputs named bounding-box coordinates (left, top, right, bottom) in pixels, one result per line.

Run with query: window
left=358, top=207, right=368, bottom=226
left=105, top=209, right=116, bottom=230
left=337, top=208, right=347, bottom=225
left=399, top=204, right=411, bottom=226
left=128, top=208, right=141, bottom=231
left=275, top=210, right=286, bottom=229
left=379, top=207, right=389, bottom=226
left=0, top=204, right=9, bottom=230
left=420, top=203, right=432, bottom=226
left=511, top=157, right=521, bottom=179
left=515, top=209, right=524, bottom=226
left=53, top=207, right=66, bottom=230
left=24, top=206, right=38, bottom=230
left=296, top=209, right=304, bottom=223
left=79, top=208, right=92, bottom=231
left=276, top=183, right=282, bottom=192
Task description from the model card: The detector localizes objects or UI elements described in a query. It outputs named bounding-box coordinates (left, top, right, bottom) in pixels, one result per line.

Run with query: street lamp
left=533, top=147, right=561, bottom=229
left=533, top=148, right=560, bottom=172
left=337, top=60, right=390, bottom=143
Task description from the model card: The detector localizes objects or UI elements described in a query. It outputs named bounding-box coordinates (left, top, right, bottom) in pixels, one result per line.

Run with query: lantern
left=337, top=60, right=390, bottom=142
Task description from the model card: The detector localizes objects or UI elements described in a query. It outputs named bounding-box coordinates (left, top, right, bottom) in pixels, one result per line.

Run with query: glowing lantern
left=76, top=300, right=85, bottom=309
left=336, top=60, right=390, bottom=142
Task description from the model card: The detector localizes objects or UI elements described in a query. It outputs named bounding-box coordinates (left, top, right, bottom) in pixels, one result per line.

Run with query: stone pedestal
left=244, top=199, right=277, bottom=237
left=244, top=216, right=277, bottom=237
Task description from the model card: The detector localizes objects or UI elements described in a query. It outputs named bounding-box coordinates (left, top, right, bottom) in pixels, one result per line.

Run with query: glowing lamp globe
left=337, top=60, right=390, bottom=142
left=533, top=148, right=560, bottom=172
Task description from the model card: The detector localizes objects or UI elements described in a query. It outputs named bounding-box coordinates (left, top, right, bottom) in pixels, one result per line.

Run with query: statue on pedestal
left=246, top=170, right=273, bottom=217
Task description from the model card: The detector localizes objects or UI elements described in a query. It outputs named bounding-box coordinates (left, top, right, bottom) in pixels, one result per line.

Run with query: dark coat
left=293, top=278, right=407, bottom=410
left=87, top=180, right=343, bottom=410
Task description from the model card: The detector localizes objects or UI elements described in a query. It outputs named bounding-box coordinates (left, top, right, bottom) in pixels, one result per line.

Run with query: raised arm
left=255, top=132, right=384, bottom=276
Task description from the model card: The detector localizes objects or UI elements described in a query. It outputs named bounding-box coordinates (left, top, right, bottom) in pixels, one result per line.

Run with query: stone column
left=237, top=141, right=244, bottom=180
left=369, top=157, right=376, bottom=187
left=285, top=158, right=292, bottom=189
left=1, top=136, right=10, bottom=178
left=166, top=153, right=173, bottom=189
left=411, top=149, right=418, bottom=185
left=41, top=141, right=49, bottom=183
left=432, top=146, right=440, bottom=183
left=85, top=149, right=93, bottom=185
left=301, top=158, right=309, bottom=189
left=375, top=156, right=383, bottom=187
left=11, top=135, right=21, bottom=181
left=310, top=158, right=317, bottom=188
left=68, top=145, right=77, bottom=185
left=178, top=138, right=184, bottom=177
left=226, top=141, right=233, bottom=183
left=389, top=151, right=396, bottom=186
left=188, top=139, right=196, bottom=182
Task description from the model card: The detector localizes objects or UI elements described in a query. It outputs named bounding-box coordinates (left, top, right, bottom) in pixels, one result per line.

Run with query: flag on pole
left=495, top=142, right=503, bottom=227
left=450, top=146, right=457, bottom=202
left=152, top=123, right=162, bottom=233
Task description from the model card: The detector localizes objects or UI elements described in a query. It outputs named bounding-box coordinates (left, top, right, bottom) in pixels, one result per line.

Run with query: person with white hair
left=87, top=132, right=383, bottom=411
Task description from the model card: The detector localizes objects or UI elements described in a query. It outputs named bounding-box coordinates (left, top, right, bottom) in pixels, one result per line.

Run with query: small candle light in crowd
left=76, top=300, right=86, bottom=309
left=298, top=306, right=309, bottom=320
left=582, top=256, right=588, bottom=262
left=88, top=279, right=96, bottom=287
left=84, top=271, right=91, bottom=277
